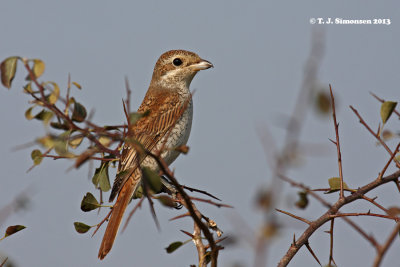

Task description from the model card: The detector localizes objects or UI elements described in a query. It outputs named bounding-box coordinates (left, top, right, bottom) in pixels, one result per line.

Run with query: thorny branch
left=14, top=60, right=224, bottom=266
left=277, top=87, right=400, bottom=266
left=329, top=84, right=345, bottom=199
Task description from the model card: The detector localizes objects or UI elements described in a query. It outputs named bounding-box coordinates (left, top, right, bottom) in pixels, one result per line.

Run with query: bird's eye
left=173, top=58, right=183, bottom=66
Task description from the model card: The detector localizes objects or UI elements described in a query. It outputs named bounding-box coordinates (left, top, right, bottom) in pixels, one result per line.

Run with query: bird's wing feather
left=108, top=90, right=189, bottom=201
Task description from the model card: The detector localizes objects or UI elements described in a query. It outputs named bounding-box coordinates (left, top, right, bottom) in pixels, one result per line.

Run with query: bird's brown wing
left=108, top=90, right=188, bottom=202
left=98, top=90, right=190, bottom=260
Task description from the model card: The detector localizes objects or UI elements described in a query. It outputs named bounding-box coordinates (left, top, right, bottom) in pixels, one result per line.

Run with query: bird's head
left=150, top=50, right=213, bottom=90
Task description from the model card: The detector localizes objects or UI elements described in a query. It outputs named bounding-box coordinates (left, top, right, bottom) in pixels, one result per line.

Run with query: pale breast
left=141, top=100, right=193, bottom=169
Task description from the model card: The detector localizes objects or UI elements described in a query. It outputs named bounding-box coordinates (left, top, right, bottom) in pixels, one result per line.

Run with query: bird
left=98, top=50, right=213, bottom=260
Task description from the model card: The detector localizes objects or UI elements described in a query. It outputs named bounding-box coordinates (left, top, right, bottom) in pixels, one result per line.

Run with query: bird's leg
left=160, top=175, right=182, bottom=209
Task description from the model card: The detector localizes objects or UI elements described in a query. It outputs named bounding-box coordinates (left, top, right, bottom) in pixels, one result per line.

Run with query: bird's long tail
left=98, top=176, right=138, bottom=260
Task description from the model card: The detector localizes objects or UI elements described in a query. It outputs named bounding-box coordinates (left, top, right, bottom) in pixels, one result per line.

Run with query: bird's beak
left=191, top=59, right=214, bottom=71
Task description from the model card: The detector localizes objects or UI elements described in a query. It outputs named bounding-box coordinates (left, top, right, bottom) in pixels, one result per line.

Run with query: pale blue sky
left=1, top=1, right=399, bottom=266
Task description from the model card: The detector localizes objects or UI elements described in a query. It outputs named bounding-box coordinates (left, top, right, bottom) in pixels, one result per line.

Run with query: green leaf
left=80, top=192, right=100, bottom=212
left=4, top=225, right=26, bottom=237
left=32, top=59, right=45, bottom=78
left=295, top=191, right=308, bottom=209
left=326, top=177, right=349, bottom=193
left=1, top=56, right=19, bottom=88
left=34, top=109, right=53, bottom=124
left=157, top=195, right=176, bottom=208
left=31, top=149, right=43, bottom=165
left=73, top=222, right=91, bottom=234
left=165, top=241, right=183, bottom=253
left=71, top=102, right=87, bottom=122
left=380, top=101, right=397, bottom=124
left=142, top=167, right=162, bottom=193
left=92, top=162, right=111, bottom=192
left=50, top=122, right=69, bottom=130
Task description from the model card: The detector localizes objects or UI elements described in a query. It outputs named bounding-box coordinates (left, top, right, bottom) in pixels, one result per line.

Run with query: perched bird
left=98, top=50, right=213, bottom=260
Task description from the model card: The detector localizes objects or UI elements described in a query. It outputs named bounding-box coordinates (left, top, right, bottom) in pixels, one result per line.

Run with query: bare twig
left=275, top=208, right=311, bottom=225
left=188, top=197, right=233, bottom=209
left=92, top=209, right=113, bottom=237
left=378, top=142, right=400, bottom=180
left=304, top=241, right=322, bottom=266
left=329, top=85, right=345, bottom=199
left=350, top=106, right=400, bottom=169
left=277, top=170, right=400, bottom=267
left=373, top=222, right=400, bottom=267
left=328, top=219, right=334, bottom=266
left=329, top=212, right=399, bottom=222
left=183, top=185, right=221, bottom=201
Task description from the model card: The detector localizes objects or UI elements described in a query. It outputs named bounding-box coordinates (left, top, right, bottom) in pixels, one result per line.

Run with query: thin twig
left=329, top=212, right=399, bottom=222
left=277, top=170, right=400, bottom=267
left=275, top=208, right=311, bottom=225
left=373, top=222, right=400, bottom=267
left=328, top=219, right=334, bottom=266
left=378, top=142, right=400, bottom=180
left=329, top=85, right=345, bottom=199
left=92, top=209, right=113, bottom=237
left=350, top=105, right=400, bottom=169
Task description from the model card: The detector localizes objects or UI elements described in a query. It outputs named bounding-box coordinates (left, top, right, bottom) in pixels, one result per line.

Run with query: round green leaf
left=73, top=222, right=91, bottom=234
left=80, top=192, right=100, bottom=212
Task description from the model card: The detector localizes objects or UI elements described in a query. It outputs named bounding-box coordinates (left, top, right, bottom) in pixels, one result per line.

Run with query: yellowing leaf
left=25, top=106, right=35, bottom=120
left=44, top=82, right=60, bottom=105
left=23, top=82, right=33, bottom=94
left=0, top=56, right=19, bottom=88
left=98, top=136, right=112, bottom=147
left=31, top=149, right=43, bottom=165
left=69, top=136, right=84, bottom=149
left=326, top=177, right=349, bottom=193
left=72, top=81, right=82, bottom=89
left=37, top=135, right=55, bottom=149
left=380, top=101, right=397, bottom=124
left=32, top=59, right=45, bottom=78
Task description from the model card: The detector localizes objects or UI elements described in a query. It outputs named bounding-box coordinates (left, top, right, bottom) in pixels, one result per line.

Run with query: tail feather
left=98, top=176, right=138, bottom=260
